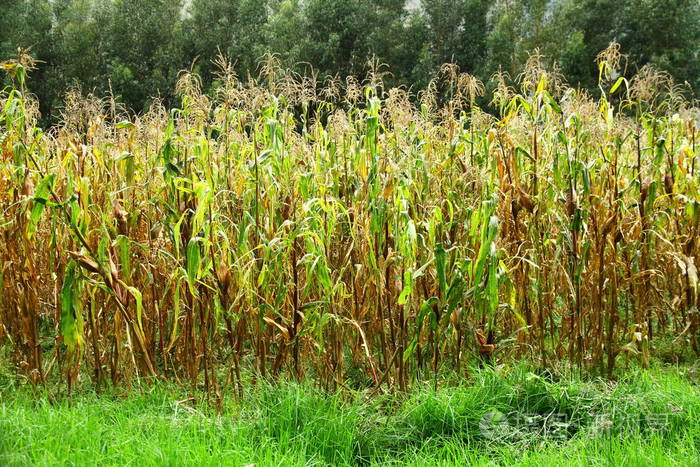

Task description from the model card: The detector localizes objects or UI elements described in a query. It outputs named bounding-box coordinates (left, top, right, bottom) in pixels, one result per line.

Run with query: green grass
left=1, top=365, right=699, bottom=466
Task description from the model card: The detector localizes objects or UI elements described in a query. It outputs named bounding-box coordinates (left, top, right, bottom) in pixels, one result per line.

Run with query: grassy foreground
left=1, top=365, right=699, bottom=466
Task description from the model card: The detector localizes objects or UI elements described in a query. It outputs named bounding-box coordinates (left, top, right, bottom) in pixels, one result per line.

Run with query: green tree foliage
left=48, top=1, right=113, bottom=102
left=0, top=0, right=53, bottom=113
left=0, top=0, right=697, bottom=120
left=422, top=0, right=491, bottom=75
left=555, top=0, right=700, bottom=91
left=267, top=0, right=417, bottom=82
left=619, top=0, right=700, bottom=91
left=0, top=0, right=52, bottom=62
left=106, top=0, right=185, bottom=110
left=184, top=0, right=269, bottom=83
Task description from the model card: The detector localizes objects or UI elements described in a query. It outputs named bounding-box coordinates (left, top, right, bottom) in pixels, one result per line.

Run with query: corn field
left=1, top=46, right=699, bottom=395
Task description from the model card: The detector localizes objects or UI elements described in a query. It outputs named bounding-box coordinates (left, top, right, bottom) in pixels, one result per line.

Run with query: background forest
left=2, top=0, right=699, bottom=124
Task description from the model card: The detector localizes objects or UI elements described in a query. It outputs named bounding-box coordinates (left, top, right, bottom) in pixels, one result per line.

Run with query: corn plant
left=1, top=46, right=699, bottom=394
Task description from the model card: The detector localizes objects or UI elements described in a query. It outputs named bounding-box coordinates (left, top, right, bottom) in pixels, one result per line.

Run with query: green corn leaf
left=404, top=296, right=438, bottom=361
left=27, top=173, right=55, bottom=239
left=60, top=260, right=84, bottom=352
left=121, top=281, right=144, bottom=333
left=610, top=77, right=625, bottom=94
left=186, top=237, right=202, bottom=290
left=435, top=243, right=447, bottom=299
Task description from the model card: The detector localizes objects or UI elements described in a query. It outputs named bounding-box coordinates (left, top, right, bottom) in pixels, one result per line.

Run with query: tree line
left=2, top=0, right=698, bottom=123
